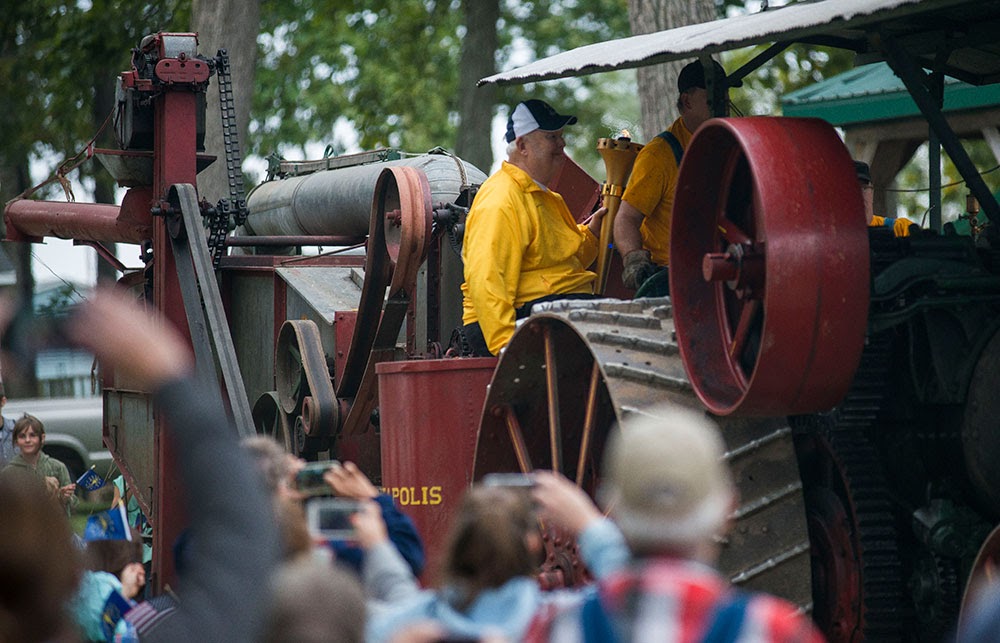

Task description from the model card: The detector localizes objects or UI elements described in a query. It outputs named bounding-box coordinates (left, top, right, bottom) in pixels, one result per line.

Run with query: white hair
left=505, top=139, right=518, bottom=158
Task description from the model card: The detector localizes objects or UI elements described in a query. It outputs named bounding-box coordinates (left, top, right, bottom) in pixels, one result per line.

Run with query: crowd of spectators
left=1, top=69, right=966, bottom=643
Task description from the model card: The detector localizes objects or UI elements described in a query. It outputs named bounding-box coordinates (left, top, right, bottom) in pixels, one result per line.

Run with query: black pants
left=460, top=293, right=600, bottom=357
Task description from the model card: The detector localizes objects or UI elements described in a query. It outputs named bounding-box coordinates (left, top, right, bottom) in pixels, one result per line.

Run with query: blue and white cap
left=505, top=99, right=578, bottom=143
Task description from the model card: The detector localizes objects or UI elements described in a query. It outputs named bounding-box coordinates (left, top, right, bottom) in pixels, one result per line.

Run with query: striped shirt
left=526, top=557, right=825, bottom=643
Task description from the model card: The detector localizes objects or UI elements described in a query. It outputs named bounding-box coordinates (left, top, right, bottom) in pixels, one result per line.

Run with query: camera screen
left=307, top=498, right=360, bottom=540
left=481, top=472, right=536, bottom=488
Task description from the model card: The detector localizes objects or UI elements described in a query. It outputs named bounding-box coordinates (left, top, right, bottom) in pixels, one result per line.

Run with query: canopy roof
left=480, top=0, right=1000, bottom=87
left=782, top=62, right=1000, bottom=125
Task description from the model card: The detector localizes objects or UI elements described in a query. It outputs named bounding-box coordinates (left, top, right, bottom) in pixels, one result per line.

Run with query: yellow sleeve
left=463, top=194, right=525, bottom=354
left=576, top=225, right=599, bottom=268
left=621, top=140, right=670, bottom=217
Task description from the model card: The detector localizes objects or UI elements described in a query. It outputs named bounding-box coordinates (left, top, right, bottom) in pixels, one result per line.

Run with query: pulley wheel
left=671, top=117, right=869, bottom=416
left=373, top=166, right=433, bottom=294
left=275, top=319, right=338, bottom=436
left=252, top=391, right=294, bottom=454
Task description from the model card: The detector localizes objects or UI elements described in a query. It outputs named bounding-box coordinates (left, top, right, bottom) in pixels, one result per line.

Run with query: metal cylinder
left=245, top=153, right=486, bottom=237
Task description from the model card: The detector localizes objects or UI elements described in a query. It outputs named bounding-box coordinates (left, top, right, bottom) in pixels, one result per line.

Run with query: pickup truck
left=3, top=396, right=113, bottom=483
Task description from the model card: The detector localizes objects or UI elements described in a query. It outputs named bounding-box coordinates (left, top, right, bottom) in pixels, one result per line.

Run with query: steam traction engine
left=5, top=19, right=1000, bottom=642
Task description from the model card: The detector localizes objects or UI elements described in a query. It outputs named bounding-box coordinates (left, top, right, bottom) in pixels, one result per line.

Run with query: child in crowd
left=1, top=414, right=77, bottom=513
left=70, top=533, right=145, bottom=641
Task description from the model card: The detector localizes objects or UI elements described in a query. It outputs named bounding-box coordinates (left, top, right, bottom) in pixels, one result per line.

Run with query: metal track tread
left=476, top=297, right=813, bottom=609
left=792, top=333, right=903, bottom=642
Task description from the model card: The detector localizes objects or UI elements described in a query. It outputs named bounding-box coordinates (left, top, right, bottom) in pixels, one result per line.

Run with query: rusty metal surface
left=671, top=117, right=869, bottom=416
left=103, top=390, right=155, bottom=518
left=3, top=199, right=151, bottom=244
left=377, top=357, right=498, bottom=581
left=474, top=298, right=812, bottom=609
left=339, top=168, right=432, bottom=442
left=226, top=270, right=279, bottom=408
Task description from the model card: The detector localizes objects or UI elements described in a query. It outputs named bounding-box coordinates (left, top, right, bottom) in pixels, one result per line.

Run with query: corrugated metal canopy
left=782, top=62, right=1000, bottom=125
left=479, top=0, right=1000, bottom=87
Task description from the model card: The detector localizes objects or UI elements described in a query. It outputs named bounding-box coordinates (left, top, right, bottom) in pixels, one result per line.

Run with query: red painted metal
left=4, top=201, right=137, bottom=243
left=670, top=117, right=870, bottom=416
left=334, top=311, right=357, bottom=388
left=551, top=155, right=601, bottom=223
left=154, top=57, right=210, bottom=84
left=377, top=357, right=497, bottom=581
left=145, top=34, right=210, bottom=593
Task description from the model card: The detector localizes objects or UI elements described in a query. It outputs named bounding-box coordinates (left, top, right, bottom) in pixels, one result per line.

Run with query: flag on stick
left=84, top=503, right=132, bottom=542
left=76, top=465, right=106, bottom=491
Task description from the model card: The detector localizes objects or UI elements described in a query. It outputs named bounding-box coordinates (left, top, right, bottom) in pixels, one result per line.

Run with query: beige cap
left=599, top=405, right=734, bottom=550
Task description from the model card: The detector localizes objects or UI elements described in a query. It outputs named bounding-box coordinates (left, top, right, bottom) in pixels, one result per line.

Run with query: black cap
left=677, top=59, right=738, bottom=94
left=505, top=99, right=578, bottom=143
left=854, top=161, right=872, bottom=184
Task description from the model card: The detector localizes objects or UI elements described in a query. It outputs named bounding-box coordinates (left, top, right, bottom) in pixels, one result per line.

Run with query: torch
left=594, top=131, right=642, bottom=294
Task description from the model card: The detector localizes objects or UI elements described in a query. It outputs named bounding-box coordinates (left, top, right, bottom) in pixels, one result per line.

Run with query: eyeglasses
left=727, top=100, right=744, bottom=118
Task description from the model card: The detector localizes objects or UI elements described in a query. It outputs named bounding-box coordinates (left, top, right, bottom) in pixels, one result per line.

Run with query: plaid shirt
left=526, top=557, right=825, bottom=643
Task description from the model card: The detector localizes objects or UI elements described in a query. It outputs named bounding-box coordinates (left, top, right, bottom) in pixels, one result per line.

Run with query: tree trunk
left=0, top=161, right=38, bottom=397
left=456, top=0, right=499, bottom=175
left=444, top=0, right=500, bottom=341
left=192, top=0, right=261, bottom=204
left=627, top=0, right=715, bottom=140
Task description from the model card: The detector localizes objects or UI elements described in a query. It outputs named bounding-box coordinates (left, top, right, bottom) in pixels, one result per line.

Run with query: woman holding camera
left=366, top=474, right=627, bottom=643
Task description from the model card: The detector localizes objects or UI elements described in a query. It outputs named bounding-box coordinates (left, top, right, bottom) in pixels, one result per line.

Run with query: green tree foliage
left=2, top=1, right=190, bottom=199
left=253, top=0, right=631, bottom=174
left=895, top=141, right=1000, bottom=226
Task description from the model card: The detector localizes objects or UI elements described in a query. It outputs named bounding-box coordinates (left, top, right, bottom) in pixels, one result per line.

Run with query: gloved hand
left=622, top=249, right=656, bottom=290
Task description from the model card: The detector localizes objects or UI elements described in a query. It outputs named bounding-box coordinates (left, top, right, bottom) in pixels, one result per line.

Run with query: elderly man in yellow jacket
left=460, top=99, right=606, bottom=357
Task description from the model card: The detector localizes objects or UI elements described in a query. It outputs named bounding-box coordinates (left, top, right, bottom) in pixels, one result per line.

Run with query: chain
left=205, top=200, right=232, bottom=268
left=210, top=48, right=250, bottom=268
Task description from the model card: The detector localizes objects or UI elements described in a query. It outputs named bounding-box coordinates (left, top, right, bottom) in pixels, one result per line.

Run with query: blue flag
left=99, top=589, right=133, bottom=641
left=76, top=466, right=106, bottom=491
left=84, top=503, right=132, bottom=542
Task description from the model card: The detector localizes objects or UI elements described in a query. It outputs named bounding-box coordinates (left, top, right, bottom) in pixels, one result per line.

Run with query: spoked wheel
left=474, top=298, right=813, bottom=608
left=671, top=117, right=869, bottom=416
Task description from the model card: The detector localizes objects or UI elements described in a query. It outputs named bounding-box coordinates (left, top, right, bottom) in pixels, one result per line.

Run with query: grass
left=70, top=489, right=116, bottom=535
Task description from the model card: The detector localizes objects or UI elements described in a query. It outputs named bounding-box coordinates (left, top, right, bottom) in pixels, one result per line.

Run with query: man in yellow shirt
left=460, top=99, right=606, bottom=356
left=856, top=161, right=915, bottom=237
left=615, top=59, right=732, bottom=292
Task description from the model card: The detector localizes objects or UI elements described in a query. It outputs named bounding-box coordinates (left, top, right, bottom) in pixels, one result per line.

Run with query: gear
left=909, top=552, right=960, bottom=642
